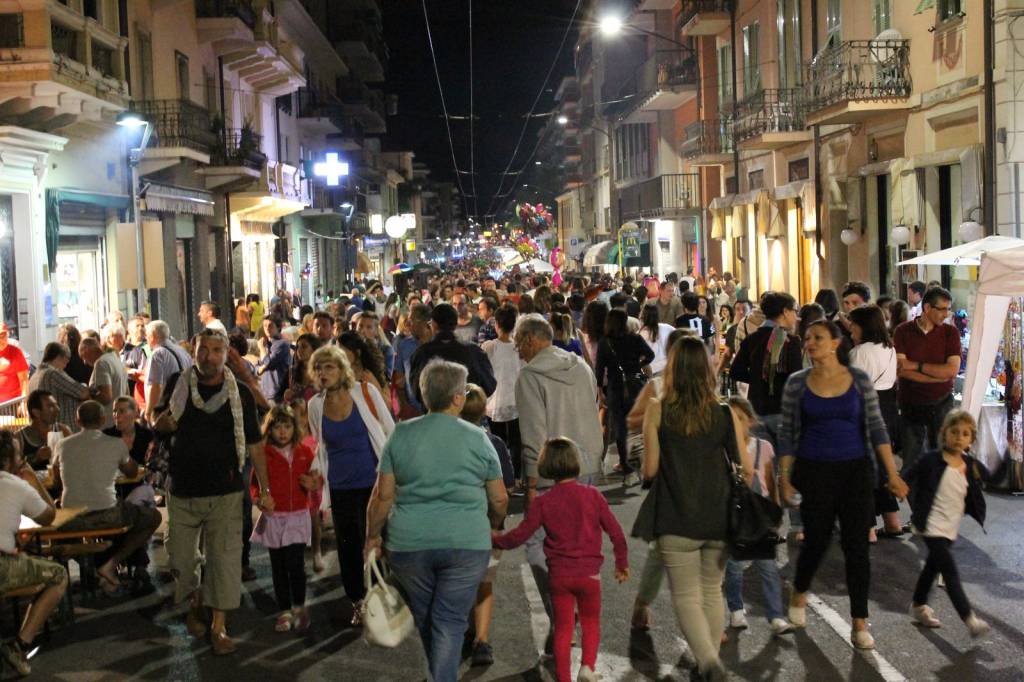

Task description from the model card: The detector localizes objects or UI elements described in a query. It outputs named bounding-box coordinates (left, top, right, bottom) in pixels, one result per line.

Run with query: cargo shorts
left=0, top=553, right=67, bottom=591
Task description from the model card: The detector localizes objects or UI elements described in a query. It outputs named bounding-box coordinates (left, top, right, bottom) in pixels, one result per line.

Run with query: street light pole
left=117, top=111, right=152, bottom=314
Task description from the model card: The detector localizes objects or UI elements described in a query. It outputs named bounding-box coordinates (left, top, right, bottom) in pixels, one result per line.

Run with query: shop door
left=0, top=196, right=16, bottom=336
left=55, top=237, right=105, bottom=332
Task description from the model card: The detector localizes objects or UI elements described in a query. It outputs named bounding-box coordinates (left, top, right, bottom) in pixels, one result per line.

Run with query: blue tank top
left=323, top=408, right=377, bottom=490
left=797, top=384, right=866, bottom=462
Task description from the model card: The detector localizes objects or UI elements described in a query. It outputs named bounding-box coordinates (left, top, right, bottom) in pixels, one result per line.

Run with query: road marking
left=805, top=593, right=908, bottom=682
left=519, top=563, right=681, bottom=680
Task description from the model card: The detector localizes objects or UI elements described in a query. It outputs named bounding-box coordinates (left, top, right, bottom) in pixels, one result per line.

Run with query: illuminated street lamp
left=599, top=15, right=624, bottom=36
left=556, top=114, right=569, bottom=125
left=117, top=110, right=152, bottom=313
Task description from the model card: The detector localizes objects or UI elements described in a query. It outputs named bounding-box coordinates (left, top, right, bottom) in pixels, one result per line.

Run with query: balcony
left=678, top=0, right=733, bottom=38
left=605, top=50, right=699, bottom=121
left=680, top=119, right=733, bottom=166
left=619, top=173, right=701, bottom=220
left=338, top=80, right=386, bottom=134
left=733, top=89, right=811, bottom=150
left=196, top=0, right=305, bottom=97
left=196, top=127, right=265, bottom=189
left=333, top=13, right=388, bottom=83
left=134, top=99, right=218, bottom=174
left=0, top=6, right=128, bottom=130
left=803, top=39, right=912, bottom=126
left=295, top=87, right=346, bottom=135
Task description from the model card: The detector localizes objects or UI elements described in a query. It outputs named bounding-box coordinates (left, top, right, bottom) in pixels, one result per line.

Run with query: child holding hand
left=251, top=406, right=321, bottom=633
left=905, top=409, right=990, bottom=638
left=492, top=438, right=629, bottom=682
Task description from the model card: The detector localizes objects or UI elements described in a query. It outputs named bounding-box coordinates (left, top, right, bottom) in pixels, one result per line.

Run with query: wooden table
left=115, top=471, right=146, bottom=486
left=19, top=507, right=88, bottom=538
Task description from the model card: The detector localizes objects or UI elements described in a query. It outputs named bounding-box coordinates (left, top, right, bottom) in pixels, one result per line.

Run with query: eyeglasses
left=930, top=306, right=951, bottom=313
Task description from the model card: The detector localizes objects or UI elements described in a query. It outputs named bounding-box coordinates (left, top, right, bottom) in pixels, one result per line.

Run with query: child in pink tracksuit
left=492, top=438, right=629, bottom=682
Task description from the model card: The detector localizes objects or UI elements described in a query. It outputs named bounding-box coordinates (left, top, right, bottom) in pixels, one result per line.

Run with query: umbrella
left=897, top=235, right=1024, bottom=266
left=388, top=263, right=412, bottom=274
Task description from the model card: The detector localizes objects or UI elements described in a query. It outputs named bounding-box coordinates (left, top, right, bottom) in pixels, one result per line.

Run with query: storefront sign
left=313, top=153, right=349, bottom=186
left=404, top=239, right=416, bottom=251
left=363, top=236, right=389, bottom=249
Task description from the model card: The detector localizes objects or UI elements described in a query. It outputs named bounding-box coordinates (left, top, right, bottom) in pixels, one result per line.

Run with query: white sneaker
left=910, top=604, right=942, bottom=628
left=577, top=664, right=601, bottom=681
left=964, top=613, right=991, bottom=638
left=770, top=618, right=795, bottom=635
left=851, top=628, right=875, bottom=649
left=788, top=605, right=806, bottom=628
left=623, top=472, right=640, bottom=487
left=728, top=610, right=749, bottom=629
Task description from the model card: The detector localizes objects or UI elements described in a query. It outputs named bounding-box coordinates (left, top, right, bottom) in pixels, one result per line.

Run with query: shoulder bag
left=721, top=404, right=783, bottom=560
left=362, top=553, right=414, bottom=648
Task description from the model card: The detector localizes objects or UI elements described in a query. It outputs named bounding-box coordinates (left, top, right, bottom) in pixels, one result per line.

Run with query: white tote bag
left=361, top=554, right=414, bottom=648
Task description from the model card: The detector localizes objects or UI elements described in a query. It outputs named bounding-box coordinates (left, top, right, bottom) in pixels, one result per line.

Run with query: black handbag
left=721, top=405, right=783, bottom=560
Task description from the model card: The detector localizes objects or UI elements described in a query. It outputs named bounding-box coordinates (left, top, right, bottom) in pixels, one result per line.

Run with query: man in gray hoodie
left=513, top=314, right=603, bottom=649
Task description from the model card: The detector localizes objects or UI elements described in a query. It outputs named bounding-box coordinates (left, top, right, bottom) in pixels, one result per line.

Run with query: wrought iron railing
left=803, top=39, right=911, bottom=111
left=680, top=119, right=734, bottom=159
left=210, top=128, right=265, bottom=169
left=678, top=0, right=734, bottom=30
left=0, top=12, right=24, bottom=48
left=195, top=0, right=256, bottom=30
left=607, top=49, right=699, bottom=118
left=0, top=396, right=27, bottom=431
left=134, top=99, right=218, bottom=153
left=732, top=88, right=806, bottom=142
left=295, top=87, right=348, bottom=131
left=620, top=173, right=700, bottom=218
left=51, top=22, right=77, bottom=60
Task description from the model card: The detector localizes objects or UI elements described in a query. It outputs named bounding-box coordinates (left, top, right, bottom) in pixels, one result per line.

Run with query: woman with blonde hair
left=642, top=335, right=747, bottom=681
left=306, top=344, right=393, bottom=625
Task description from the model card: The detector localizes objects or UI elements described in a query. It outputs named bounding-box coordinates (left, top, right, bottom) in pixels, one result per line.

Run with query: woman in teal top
left=365, top=359, right=508, bottom=682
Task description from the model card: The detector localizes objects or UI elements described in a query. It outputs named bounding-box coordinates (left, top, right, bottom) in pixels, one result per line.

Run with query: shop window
left=788, top=158, right=809, bottom=181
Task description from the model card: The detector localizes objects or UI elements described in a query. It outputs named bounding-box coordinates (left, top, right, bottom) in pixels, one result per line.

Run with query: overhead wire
left=483, top=0, right=584, bottom=220
left=421, top=0, right=471, bottom=220
left=468, top=0, right=479, bottom=221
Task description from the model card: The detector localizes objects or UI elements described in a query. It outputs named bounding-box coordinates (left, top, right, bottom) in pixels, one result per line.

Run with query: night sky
left=380, top=0, right=581, bottom=224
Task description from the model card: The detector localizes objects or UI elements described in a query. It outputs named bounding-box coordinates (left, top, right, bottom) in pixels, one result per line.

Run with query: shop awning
left=231, top=221, right=278, bottom=243
left=355, top=252, right=372, bottom=273
left=142, top=183, right=215, bottom=216
left=231, top=193, right=306, bottom=223
left=756, top=190, right=771, bottom=236
left=45, top=188, right=131, bottom=274
left=710, top=209, right=726, bottom=240
left=582, top=240, right=614, bottom=267
left=772, top=180, right=810, bottom=202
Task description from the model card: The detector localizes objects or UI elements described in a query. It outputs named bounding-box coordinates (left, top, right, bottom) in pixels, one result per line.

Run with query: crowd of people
left=0, top=265, right=994, bottom=681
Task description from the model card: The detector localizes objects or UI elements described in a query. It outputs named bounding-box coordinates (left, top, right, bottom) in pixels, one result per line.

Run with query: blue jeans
left=389, top=548, right=491, bottom=682
left=724, top=557, right=785, bottom=622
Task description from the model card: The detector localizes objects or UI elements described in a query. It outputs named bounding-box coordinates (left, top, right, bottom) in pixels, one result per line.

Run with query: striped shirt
left=27, top=363, right=85, bottom=432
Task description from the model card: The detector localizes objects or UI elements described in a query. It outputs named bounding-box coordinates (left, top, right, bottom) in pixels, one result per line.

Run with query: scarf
left=761, top=325, right=791, bottom=397
left=168, top=366, right=246, bottom=471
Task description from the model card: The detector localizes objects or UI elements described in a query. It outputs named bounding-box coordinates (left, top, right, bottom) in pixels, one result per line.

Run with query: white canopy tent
left=525, top=258, right=554, bottom=272
left=962, top=245, right=1024, bottom=418
left=897, top=235, right=1024, bottom=266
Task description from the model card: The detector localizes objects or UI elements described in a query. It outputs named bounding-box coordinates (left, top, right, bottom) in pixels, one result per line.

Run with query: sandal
left=275, top=612, right=293, bottom=632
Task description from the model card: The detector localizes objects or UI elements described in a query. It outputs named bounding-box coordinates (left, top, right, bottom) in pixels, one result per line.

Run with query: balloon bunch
left=518, top=202, right=554, bottom=235
left=515, top=235, right=539, bottom=259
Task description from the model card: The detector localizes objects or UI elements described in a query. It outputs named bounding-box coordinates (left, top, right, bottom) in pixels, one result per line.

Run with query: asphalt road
left=11, top=474, right=1024, bottom=682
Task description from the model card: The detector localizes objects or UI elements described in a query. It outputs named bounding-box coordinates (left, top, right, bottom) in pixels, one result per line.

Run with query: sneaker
left=292, top=607, right=311, bottom=633
left=964, top=613, right=991, bottom=638
left=312, top=552, right=325, bottom=574
left=728, top=610, right=749, bottom=629
left=470, top=641, right=494, bottom=667
left=1, top=642, right=30, bottom=677
left=275, top=612, right=293, bottom=632
left=910, top=604, right=942, bottom=628
left=770, top=618, right=796, bottom=635
left=578, top=664, right=601, bottom=681
left=851, top=628, right=875, bottom=649
left=623, top=472, right=641, bottom=487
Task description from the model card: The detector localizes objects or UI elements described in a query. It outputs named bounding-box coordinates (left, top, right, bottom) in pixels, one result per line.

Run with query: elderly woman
left=306, top=345, right=393, bottom=625
left=364, top=359, right=508, bottom=682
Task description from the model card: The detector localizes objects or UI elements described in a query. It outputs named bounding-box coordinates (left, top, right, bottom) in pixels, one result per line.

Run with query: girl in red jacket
left=251, top=405, right=321, bottom=633
left=492, top=438, right=629, bottom=682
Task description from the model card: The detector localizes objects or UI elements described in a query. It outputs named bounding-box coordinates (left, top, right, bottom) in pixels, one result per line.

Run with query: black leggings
left=330, top=487, right=373, bottom=603
left=490, top=419, right=522, bottom=481
left=913, top=536, right=972, bottom=619
left=792, top=457, right=875, bottom=619
left=268, top=543, right=306, bottom=611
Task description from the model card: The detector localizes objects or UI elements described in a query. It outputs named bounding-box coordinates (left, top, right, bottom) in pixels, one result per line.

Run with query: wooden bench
left=41, top=527, right=130, bottom=601
left=0, top=583, right=45, bottom=643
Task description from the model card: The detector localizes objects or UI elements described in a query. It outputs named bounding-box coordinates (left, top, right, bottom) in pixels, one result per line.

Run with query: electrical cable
left=483, top=0, right=584, bottom=220
left=421, top=0, right=471, bottom=220
left=469, top=0, right=479, bottom=221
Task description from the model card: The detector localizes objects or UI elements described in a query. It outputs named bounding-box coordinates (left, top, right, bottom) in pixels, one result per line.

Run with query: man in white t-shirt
left=0, top=431, right=67, bottom=677
left=80, top=336, right=128, bottom=428
left=51, top=401, right=161, bottom=593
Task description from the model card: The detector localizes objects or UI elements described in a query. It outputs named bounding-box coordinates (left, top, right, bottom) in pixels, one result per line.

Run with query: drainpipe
left=811, top=0, right=824, bottom=262
left=219, top=57, right=234, bottom=306
left=730, top=1, right=740, bottom=189
left=983, top=0, right=996, bottom=236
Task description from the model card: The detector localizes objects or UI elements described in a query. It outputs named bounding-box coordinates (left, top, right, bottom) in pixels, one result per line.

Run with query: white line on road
left=805, top=593, right=908, bottom=682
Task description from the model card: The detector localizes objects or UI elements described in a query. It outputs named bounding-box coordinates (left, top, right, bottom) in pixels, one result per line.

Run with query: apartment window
left=175, top=52, right=190, bottom=101
left=84, top=0, right=98, bottom=20
left=938, top=0, right=962, bottom=21
left=0, top=13, right=24, bottom=48
left=748, top=169, right=765, bottom=190
left=137, top=29, right=153, bottom=99
left=614, top=123, right=650, bottom=182
left=872, top=0, right=891, bottom=34
left=777, top=0, right=801, bottom=89
left=717, top=43, right=733, bottom=105
left=204, top=69, right=216, bottom=112
left=742, top=23, right=760, bottom=96
left=92, top=41, right=115, bottom=78
left=788, top=158, right=809, bottom=181
left=826, top=0, right=841, bottom=47
left=51, top=21, right=78, bottom=61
